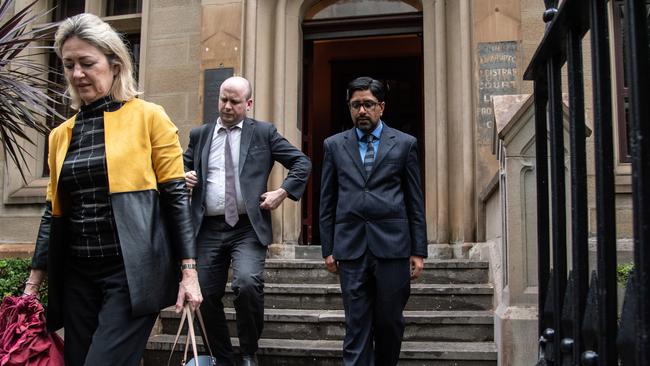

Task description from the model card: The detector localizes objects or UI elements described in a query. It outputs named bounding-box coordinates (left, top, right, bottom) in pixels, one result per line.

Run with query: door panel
left=302, top=34, right=424, bottom=246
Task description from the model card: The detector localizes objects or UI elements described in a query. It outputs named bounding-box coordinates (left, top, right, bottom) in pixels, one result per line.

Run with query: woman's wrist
left=24, top=269, right=46, bottom=295
left=23, top=282, right=40, bottom=295
left=180, top=259, right=198, bottom=278
left=180, top=263, right=196, bottom=270
left=25, top=280, right=41, bottom=289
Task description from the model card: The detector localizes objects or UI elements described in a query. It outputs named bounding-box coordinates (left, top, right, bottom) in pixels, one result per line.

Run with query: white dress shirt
left=205, top=118, right=246, bottom=216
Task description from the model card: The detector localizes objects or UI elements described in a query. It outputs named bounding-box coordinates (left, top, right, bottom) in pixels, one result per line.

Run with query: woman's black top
left=59, top=96, right=123, bottom=258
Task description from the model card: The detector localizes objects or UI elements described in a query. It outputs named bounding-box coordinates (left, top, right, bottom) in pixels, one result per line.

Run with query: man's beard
left=354, top=118, right=373, bottom=132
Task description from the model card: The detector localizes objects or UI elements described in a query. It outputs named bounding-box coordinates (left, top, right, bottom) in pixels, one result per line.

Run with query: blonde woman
left=23, top=13, right=202, bottom=366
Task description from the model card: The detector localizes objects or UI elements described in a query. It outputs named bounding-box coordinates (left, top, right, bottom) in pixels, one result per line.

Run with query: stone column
left=241, top=0, right=308, bottom=256
left=422, top=0, right=449, bottom=249
left=438, top=0, right=476, bottom=254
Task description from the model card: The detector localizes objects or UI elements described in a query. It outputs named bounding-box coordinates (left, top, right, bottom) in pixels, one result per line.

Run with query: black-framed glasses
left=349, top=100, right=379, bottom=111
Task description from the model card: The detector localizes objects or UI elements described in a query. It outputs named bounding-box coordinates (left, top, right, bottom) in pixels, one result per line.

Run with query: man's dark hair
left=346, top=77, right=385, bottom=102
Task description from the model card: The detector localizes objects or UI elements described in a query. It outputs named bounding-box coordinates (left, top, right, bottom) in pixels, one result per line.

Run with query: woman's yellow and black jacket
left=31, top=98, right=195, bottom=331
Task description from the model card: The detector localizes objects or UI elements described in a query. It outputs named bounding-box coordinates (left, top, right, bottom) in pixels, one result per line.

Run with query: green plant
left=0, top=0, right=64, bottom=181
left=0, top=258, right=47, bottom=306
left=617, top=263, right=634, bottom=286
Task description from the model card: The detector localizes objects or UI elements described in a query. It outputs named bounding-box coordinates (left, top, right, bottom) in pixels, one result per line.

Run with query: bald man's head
left=220, top=76, right=252, bottom=100
left=218, top=76, right=254, bottom=127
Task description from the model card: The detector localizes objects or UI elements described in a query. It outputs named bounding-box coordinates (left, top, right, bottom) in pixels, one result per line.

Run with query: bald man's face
left=218, top=81, right=252, bottom=127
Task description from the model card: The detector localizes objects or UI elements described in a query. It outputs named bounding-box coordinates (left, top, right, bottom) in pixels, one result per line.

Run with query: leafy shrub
left=0, top=258, right=47, bottom=307
left=617, top=263, right=634, bottom=286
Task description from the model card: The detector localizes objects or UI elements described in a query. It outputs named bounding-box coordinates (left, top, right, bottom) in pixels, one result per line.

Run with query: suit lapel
left=238, top=118, right=255, bottom=175
left=342, top=128, right=366, bottom=179
left=200, top=121, right=217, bottom=185
left=368, top=124, right=397, bottom=179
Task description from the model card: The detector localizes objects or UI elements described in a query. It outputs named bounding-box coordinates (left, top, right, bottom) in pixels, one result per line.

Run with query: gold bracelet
left=25, top=281, right=40, bottom=287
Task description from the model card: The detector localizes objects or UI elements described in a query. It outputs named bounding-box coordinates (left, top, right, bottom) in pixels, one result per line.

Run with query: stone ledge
left=256, top=283, right=494, bottom=295
left=265, top=258, right=489, bottom=268
left=160, top=307, right=494, bottom=325
left=147, top=336, right=497, bottom=360
left=0, top=243, right=35, bottom=259
left=268, top=244, right=487, bottom=260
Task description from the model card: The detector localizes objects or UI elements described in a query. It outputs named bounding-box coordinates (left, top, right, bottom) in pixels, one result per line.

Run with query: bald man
left=184, top=77, right=311, bottom=366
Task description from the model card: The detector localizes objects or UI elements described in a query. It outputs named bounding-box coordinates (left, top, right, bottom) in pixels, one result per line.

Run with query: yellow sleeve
left=149, top=104, right=185, bottom=184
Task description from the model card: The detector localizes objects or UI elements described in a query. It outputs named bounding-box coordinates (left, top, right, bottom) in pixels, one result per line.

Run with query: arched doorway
left=300, top=0, right=425, bottom=245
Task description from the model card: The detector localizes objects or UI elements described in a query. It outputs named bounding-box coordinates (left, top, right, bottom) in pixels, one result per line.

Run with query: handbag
left=167, top=305, right=217, bottom=366
left=0, top=295, right=64, bottom=366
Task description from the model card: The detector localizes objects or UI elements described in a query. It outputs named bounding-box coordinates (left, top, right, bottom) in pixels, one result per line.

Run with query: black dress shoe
left=240, top=354, right=258, bottom=366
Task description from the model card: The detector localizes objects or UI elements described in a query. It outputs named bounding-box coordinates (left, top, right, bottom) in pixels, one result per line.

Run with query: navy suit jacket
left=184, top=118, right=311, bottom=245
left=319, top=124, right=427, bottom=260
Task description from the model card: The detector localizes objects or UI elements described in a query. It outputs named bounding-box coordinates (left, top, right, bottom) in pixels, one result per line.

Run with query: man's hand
left=259, top=188, right=288, bottom=210
left=410, top=256, right=424, bottom=280
left=185, top=170, right=198, bottom=189
left=324, top=255, right=338, bottom=274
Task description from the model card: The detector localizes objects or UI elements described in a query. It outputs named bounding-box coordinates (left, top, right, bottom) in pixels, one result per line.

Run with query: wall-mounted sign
left=477, top=41, right=518, bottom=143
left=203, top=67, right=234, bottom=124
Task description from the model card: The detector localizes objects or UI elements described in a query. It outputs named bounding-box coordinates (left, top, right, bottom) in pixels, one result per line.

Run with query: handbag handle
left=166, top=305, right=215, bottom=366
left=194, top=307, right=215, bottom=357
left=167, top=306, right=189, bottom=366
left=183, top=307, right=200, bottom=364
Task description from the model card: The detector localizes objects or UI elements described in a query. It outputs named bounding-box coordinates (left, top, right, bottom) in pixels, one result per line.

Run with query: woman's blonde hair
left=54, top=13, right=139, bottom=109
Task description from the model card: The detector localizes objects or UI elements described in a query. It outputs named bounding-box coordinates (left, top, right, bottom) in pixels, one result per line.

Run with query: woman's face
left=61, top=36, right=117, bottom=105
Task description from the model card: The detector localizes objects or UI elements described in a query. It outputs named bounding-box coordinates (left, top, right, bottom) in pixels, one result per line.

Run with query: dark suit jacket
left=319, top=124, right=427, bottom=260
left=184, top=118, right=311, bottom=245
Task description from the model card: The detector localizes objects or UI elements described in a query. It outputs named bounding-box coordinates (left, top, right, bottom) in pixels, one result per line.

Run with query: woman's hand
left=175, top=260, right=203, bottom=313
left=23, top=269, right=45, bottom=296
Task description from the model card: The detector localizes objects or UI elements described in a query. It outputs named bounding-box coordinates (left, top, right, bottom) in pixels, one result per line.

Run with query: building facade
left=1, top=0, right=634, bottom=250
left=1, top=0, right=642, bottom=363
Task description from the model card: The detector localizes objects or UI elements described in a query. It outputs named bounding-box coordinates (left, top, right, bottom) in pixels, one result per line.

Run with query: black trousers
left=338, top=251, right=411, bottom=366
left=197, top=215, right=267, bottom=366
left=62, top=255, right=158, bottom=366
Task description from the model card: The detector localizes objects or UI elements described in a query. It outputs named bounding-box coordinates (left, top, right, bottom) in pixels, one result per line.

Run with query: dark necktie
left=223, top=127, right=238, bottom=227
left=362, top=134, right=375, bottom=177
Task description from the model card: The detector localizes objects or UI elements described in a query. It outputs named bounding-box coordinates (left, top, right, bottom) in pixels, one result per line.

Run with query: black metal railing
left=524, top=0, right=649, bottom=365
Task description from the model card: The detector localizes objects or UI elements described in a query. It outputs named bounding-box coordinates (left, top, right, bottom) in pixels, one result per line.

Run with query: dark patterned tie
left=223, top=127, right=239, bottom=227
left=362, top=134, right=375, bottom=177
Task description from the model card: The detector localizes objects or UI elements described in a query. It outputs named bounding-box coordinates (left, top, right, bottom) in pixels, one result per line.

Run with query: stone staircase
left=143, top=259, right=497, bottom=365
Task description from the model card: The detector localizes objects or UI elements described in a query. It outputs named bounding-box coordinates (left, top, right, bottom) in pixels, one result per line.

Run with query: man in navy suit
left=319, top=76, right=427, bottom=366
left=184, top=76, right=311, bottom=366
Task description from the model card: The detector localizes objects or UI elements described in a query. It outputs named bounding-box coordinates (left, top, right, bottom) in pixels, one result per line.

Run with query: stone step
left=263, top=259, right=489, bottom=284
left=223, top=283, right=493, bottom=311
left=159, top=308, right=494, bottom=342
left=144, top=336, right=497, bottom=366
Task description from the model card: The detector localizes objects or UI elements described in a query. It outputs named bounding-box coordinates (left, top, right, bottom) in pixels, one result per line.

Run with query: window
left=106, top=0, right=143, bottom=16
left=52, top=0, right=85, bottom=22
left=124, top=32, right=141, bottom=81
left=612, top=0, right=650, bottom=163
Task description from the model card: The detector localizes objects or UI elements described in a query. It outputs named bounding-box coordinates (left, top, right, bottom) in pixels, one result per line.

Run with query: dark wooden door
left=301, top=34, right=424, bottom=246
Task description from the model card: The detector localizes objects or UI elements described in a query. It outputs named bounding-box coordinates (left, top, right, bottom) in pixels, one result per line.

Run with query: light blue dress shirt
left=355, top=121, right=383, bottom=163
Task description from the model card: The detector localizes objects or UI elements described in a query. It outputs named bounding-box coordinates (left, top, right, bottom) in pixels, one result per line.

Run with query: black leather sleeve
left=159, top=178, right=196, bottom=259
left=31, top=202, right=52, bottom=269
